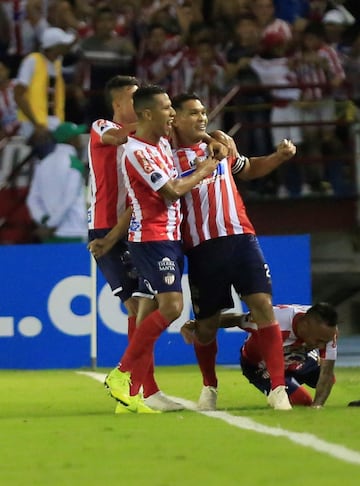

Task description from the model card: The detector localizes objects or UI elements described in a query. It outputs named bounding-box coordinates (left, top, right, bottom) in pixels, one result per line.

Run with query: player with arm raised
left=171, top=92, right=296, bottom=411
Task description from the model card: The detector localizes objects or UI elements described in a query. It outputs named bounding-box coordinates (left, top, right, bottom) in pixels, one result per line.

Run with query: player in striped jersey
left=182, top=302, right=338, bottom=408
left=240, top=303, right=338, bottom=407
left=88, top=77, right=184, bottom=412
left=171, top=92, right=296, bottom=410
left=104, top=85, right=220, bottom=413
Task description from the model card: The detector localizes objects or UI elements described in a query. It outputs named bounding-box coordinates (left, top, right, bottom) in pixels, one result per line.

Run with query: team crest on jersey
left=135, top=150, right=154, bottom=174
left=129, top=217, right=140, bottom=232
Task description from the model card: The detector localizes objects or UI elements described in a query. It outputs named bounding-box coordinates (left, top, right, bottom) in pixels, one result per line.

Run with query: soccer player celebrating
left=88, top=77, right=183, bottom=412
left=171, top=92, right=296, bottom=410
left=104, top=85, right=219, bottom=413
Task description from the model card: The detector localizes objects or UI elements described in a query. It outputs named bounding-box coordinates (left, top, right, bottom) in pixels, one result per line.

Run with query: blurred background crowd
left=1, top=0, right=360, bottom=244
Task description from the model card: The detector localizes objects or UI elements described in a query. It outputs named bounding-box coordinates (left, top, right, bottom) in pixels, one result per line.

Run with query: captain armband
left=231, top=155, right=248, bottom=175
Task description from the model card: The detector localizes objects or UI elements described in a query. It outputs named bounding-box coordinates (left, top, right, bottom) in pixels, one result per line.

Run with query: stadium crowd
left=1, top=0, right=360, bottom=244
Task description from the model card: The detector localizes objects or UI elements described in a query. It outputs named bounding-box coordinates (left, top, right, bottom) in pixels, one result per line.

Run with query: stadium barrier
left=0, top=236, right=310, bottom=369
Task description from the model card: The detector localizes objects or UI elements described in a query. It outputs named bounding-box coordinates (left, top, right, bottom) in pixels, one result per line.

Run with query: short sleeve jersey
left=88, top=119, right=127, bottom=229
left=172, top=142, right=255, bottom=251
left=121, top=135, right=181, bottom=242
left=242, top=304, right=338, bottom=365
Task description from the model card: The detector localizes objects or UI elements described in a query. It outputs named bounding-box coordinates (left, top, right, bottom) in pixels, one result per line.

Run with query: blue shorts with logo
left=186, top=234, right=272, bottom=319
left=128, top=240, right=184, bottom=296
left=88, top=229, right=138, bottom=303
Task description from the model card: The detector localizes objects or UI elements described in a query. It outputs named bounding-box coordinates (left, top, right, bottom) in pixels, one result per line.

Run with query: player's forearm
left=312, top=380, right=333, bottom=407
left=312, top=360, right=335, bottom=407
left=164, top=173, right=205, bottom=199
left=102, top=125, right=137, bottom=146
left=102, top=132, right=127, bottom=146
left=162, top=158, right=218, bottom=200
left=240, top=140, right=296, bottom=181
left=243, top=153, right=288, bottom=180
left=105, top=209, right=131, bottom=245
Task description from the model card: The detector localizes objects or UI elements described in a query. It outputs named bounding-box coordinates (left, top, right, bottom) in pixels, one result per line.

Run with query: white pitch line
left=77, top=371, right=360, bottom=466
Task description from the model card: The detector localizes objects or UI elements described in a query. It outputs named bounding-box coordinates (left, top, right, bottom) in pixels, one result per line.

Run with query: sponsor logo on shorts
left=158, top=257, right=176, bottom=272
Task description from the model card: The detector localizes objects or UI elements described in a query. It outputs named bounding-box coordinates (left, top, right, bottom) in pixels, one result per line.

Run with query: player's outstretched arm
left=237, top=139, right=296, bottom=181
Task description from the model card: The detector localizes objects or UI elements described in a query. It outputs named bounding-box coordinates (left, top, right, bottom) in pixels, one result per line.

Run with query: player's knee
left=196, top=326, right=217, bottom=345
left=289, top=386, right=313, bottom=406
left=245, top=295, right=273, bottom=324
left=159, top=299, right=183, bottom=322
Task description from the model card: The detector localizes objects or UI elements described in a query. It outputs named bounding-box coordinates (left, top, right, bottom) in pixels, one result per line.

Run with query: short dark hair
left=105, top=75, right=139, bottom=93
left=171, top=92, right=202, bottom=111
left=132, top=85, right=167, bottom=112
left=307, top=302, right=338, bottom=327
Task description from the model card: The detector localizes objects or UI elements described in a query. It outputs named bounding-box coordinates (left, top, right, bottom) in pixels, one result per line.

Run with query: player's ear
left=143, top=108, right=152, bottom=121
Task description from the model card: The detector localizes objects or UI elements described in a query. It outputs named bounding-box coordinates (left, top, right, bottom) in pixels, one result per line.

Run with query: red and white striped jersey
left=242, top=304, right=338, bottom=366
left=121, top=135, right=181, bottom=242
left=87, top=119, right=127, bottom=230
left=172, top=142, right=255, bottom=251
left=294, top=45, right=345, bottom=100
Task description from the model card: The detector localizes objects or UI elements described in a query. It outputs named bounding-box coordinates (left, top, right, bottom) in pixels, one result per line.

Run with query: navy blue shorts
left=240, top=350, right=320, bottom=396
left=186, top=234, right=272, bottom=319
left=89, top=229, right=138, bottom=303
left=128, top=240, right=184, bottom=296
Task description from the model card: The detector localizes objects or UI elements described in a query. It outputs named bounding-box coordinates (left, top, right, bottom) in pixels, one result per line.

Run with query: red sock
left=194, top=338, right=218, bottom=388
left=127, top=315, right=136, bottom=342
left=257, top=323, right=285, bottom=389
left=128, top=314, right=159, bottom=397
left=289, top=386, right=313, bottom=406
left=142, top=354, right=160, bottom=398
left=119, top=310, right=170, bottom=394
left=126, top=315, right=160, bottom=397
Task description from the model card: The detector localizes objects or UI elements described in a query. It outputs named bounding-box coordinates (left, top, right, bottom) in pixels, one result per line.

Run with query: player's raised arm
left=235, top=139, right=296, bottom=181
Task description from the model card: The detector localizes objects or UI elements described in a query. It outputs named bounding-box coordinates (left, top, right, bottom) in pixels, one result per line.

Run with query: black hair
left=171, top=92, right=202, bottom=111
left=132, top=85, right=167, bottom=112
left=105, top=75, right=139, bottom=93
left=104, top=75, right=139, bottom=110
left=307, top=302, right=338, bottom=327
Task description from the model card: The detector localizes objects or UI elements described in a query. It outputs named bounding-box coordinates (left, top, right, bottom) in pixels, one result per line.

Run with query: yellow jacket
left=18, top=52, right=65, bottom=125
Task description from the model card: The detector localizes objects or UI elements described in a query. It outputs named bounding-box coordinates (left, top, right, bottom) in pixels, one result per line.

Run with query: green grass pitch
left=0, top=366, right=359, bottom=486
